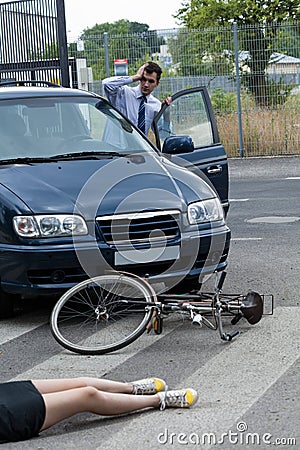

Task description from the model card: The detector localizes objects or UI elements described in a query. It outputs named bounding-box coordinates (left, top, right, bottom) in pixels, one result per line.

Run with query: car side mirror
left=162, top=135, right=194, bottom=155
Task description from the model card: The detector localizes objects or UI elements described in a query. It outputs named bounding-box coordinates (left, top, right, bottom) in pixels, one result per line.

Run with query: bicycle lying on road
left=50, top=271, right=273, bottom=355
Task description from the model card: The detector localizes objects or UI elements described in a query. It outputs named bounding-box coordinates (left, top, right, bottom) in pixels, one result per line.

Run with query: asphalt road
left=0, top=156, right=299, bottom=449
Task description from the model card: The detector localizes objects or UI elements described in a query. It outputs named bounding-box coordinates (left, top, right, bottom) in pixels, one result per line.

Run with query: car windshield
left=0, top=96, right=154, bottom=161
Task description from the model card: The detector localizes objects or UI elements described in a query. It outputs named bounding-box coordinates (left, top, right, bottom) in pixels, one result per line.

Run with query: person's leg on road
left=40, top=387, right=161, bottom=430
left=32, top=377, right=134, bottom=395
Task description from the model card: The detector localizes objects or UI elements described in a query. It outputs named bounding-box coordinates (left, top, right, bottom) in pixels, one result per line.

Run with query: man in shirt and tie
left=102, top=62, right=171, bottom=137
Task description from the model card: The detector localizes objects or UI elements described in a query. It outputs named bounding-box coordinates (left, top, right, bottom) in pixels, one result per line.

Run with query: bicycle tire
left=50, top=273, right=155, bottom=355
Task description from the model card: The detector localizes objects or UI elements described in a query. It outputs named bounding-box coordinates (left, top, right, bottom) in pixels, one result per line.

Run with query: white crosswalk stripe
left=1, top=306, right=299, bottom=449
left=0, top=312, right=49, bottom=345
left=96, top=306, right=300, bottom=449
left=11, top=316, right=183, bottom=382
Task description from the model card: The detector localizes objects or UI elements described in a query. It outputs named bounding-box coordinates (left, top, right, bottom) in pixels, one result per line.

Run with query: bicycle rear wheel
left=50, top=273, right=154, bottom=354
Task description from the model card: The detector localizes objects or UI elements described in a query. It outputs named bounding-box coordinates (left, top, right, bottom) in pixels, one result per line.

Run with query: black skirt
left=0, top=380, right=46, bottom=443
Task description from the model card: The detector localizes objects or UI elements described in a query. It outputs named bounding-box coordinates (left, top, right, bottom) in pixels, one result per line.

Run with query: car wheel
left=0, top=290, right=15, bottom=319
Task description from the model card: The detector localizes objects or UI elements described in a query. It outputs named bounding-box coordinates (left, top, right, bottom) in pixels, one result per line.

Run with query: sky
left=64, top=0, right=184, bottom=40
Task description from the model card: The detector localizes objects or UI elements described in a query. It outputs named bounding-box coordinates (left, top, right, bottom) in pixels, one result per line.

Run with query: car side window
left=158, top=91, right=214, bottom=148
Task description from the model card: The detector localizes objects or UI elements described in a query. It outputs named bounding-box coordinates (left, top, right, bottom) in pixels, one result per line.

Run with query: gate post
left=56, top=0, right=70, bottom=87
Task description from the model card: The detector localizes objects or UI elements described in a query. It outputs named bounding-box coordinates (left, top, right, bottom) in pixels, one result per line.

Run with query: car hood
left=0, top=154, right=215, bottom=219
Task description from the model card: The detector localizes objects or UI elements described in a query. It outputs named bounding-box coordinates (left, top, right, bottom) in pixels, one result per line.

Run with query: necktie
left=137, top=95, right=147, bottom=134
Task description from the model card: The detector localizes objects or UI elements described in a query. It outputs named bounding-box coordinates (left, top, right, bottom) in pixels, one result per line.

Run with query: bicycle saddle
left=240, top=291, right=263, bottom=324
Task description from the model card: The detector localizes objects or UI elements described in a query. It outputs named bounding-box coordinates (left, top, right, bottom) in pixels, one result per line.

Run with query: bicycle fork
left=214, top=271, right=239, bottom=341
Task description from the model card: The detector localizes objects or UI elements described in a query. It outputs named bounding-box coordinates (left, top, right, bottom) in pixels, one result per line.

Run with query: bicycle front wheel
left=50, top=273, right=154, bottom=355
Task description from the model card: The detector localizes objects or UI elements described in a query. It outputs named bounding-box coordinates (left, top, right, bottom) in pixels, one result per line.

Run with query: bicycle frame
left=145, top=271, right=273, bottom=341
left=50, top=269, right=274, bottom=355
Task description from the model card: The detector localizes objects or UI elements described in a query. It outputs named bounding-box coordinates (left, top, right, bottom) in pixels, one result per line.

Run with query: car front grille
left=96, top=210, right=181, bottom=246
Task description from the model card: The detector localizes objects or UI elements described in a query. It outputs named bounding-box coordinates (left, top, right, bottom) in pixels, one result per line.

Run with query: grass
left=215, top=95, right=300, bottom=158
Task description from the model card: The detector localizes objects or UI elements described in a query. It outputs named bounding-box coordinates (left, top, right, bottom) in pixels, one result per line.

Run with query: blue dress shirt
left=102, top=76, right=162, bottom=135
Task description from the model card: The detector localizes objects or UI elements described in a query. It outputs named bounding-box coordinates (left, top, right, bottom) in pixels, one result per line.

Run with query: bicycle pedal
left=221, top=330, right=239, bottom=341
left=153, top=316, right=163, bottom=334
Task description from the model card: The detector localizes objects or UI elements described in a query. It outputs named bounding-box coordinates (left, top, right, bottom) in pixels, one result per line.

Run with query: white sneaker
left=131, top=377, right=167, bottom=395
left=157, top=388, right=198, bottom=410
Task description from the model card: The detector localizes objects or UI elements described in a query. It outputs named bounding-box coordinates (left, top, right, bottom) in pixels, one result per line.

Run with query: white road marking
left=230, top=198, right=249, bottom=202
left=232, top=237, right=262, bottom=241
left=184, top=306, right=300, bottom=430
left=102, top=307, right=300, bottom=449
left=285, top=177, right=300, bottom=180
left=4, top=307, right=299, bottom=449
left=0, top=312, right=48, bottom=345
left=247, top=216, right=300, bottom=224
left=11, top=316, right=183, bottom=381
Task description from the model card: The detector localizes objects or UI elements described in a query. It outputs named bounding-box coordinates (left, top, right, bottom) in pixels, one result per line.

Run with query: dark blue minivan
left=0, top=82, right=230, bottom=317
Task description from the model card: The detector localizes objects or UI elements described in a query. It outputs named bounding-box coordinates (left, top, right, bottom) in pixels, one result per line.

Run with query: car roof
left=0, top=85, right=100, bottom=100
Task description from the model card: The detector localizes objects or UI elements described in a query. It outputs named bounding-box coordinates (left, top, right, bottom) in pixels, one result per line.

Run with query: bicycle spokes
left=51, top=270, right=274, bottom=354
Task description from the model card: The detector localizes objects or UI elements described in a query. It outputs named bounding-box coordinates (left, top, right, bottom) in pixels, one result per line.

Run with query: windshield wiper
left=50, top=151, right=129, bottom=160
left=0, top=156, right=57, bottom=165
left=0, top=152, right=130, bottom=165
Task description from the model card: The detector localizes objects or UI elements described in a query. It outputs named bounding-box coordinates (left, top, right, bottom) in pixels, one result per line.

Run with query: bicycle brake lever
left=231, top=313, right=243, bottom=325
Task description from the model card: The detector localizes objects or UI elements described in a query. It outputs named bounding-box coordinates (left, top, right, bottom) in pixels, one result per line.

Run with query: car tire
left=0, top=290, right=15, bottom=319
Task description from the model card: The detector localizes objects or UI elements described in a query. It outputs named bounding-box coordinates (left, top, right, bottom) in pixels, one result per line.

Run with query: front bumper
left=0, top=225, right=230, bottom=298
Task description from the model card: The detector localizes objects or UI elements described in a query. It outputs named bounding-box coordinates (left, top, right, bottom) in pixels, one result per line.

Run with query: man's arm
left=102, top=75, right=132, bottom=102
left=102, top=65, right=145, bottom=97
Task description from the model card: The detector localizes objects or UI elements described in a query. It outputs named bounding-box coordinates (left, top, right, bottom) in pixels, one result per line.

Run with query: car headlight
left=187, top=198, right=224, bottom=224
left=13, top=214, right=88, bottom=238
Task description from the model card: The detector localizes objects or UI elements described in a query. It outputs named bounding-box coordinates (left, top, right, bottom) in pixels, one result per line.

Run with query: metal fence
left=0, top=0, right=70, bottom=86
left=69, top=22, right=300, bottom=157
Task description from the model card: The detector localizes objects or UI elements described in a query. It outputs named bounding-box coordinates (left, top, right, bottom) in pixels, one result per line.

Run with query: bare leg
left=41, top=387, right=160, bottom=430
left=32, top=377, right=133, bottom=395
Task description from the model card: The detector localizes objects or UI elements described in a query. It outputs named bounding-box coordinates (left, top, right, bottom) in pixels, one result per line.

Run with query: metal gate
left=0, top=0, right=70, bottom=86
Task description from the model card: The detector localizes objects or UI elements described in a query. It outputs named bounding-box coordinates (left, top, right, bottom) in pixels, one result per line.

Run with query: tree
left=68, top=20, right=165, bottom=80
left=174, top=0, right=300, bottom=106
left=175, top=0, right=300, bottom=28
left=167, top=26, right=234, bottom=77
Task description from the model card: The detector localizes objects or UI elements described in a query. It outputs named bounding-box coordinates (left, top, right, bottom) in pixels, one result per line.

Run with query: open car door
left=153, top=87, right=229, bottom=215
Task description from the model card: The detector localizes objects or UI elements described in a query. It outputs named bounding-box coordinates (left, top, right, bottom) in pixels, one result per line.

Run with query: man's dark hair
left=145, top=61, right=162, bottom=81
